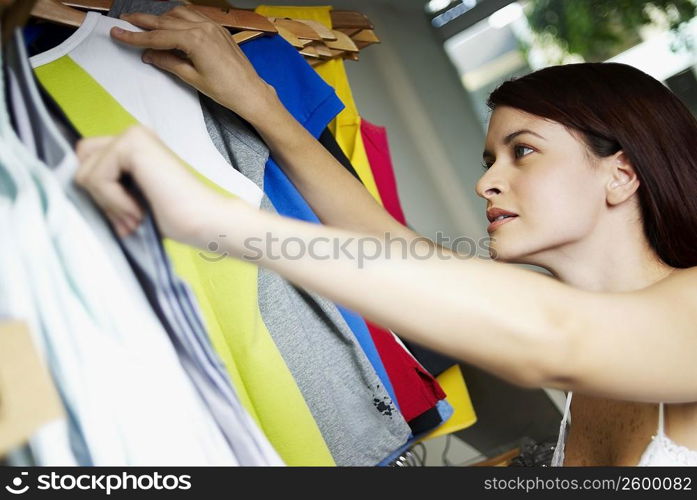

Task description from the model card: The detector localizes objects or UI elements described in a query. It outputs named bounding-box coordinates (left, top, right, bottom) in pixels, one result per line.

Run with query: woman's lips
left=487, top=215, right=518, bottom=232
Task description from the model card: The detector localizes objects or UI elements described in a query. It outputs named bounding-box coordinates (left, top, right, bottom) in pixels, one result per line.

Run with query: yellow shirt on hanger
left=34, top=54, right=334, bottom=467
left=256, top=5, right=383, bottom=206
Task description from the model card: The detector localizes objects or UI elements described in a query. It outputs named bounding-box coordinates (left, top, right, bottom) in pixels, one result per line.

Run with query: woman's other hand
left=75, top=125, right=245, bottom=248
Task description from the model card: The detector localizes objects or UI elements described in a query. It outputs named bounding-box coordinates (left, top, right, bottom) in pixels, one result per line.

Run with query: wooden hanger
left=351, top=29, right=380, bottom=50
left=60, top=0, right=109, bottom=10
left=178, top=4, right=276, bottom=33
left=268, top=18, right=322, bottom=41
left=36, top=1, right=376, bottom=61
left=230, top=30, right=264, bottom=45
left=32, top=1, right=270, bottom=45
left=325, top=30, right=359, bottom=53
left=299, top=45, right=320, bottom=59
left=294, top=19, right=336, bottom=41
left=330, top=10, right=373, bottom=31
left=59, top=1, right=277, bottom=33
left=32, top=0, right=86, bottom=27
left=306, top=41, right=332, bottom=59
left=273, top=23, right=303, bottom=49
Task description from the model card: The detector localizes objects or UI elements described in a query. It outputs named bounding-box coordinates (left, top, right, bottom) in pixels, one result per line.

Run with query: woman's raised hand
left=110, top=6, right=278, bottom=122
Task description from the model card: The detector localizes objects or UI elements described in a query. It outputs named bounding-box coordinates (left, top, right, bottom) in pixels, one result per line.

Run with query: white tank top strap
left=550, top=391, right=573, bottom=466
left=657, top=402, right=665, bottom=436
left=563, top=391, right=574, bottom=424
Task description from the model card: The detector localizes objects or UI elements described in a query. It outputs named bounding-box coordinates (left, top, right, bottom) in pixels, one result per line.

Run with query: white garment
left=0, top=186, right=77, bottom=466
left=9, top=28, right=281, bottom=465
left=30, top=11, right=263, bottom=207
left=551, top=391, right=697, bottom=466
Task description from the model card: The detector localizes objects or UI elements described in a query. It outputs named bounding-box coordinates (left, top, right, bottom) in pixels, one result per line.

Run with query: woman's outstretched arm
left=75, top=126, right=697, bottom=405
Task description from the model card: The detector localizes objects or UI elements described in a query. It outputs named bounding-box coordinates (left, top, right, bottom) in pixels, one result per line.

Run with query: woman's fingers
left=75, top=136, right=113, bottom=164
left=92, top=180, right=145, bottom=225
left=75, top=126, right=242, bottom=247
left=75, top=134, right=145, bottom=232
left=74, top=136, right=114, bottom=191
left=103, top=206, right=135, bottom=238
left=108, top=12, right=202, bottom=84
left=142, top=49, right=199, bottom=84
left=111, top=9, right=272, bottom=126
left=110, top=26, right=190, bottom=54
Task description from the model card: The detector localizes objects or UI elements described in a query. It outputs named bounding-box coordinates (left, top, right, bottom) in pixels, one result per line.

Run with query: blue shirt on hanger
left=241, top=35, right=399, bottom=408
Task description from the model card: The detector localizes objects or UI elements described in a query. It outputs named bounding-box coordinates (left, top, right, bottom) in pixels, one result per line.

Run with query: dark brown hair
left=488, top=62, right=697, bottom=268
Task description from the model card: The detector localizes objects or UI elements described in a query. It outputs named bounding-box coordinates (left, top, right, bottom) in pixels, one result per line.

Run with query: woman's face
left=476, top=106, right=608, bottom=265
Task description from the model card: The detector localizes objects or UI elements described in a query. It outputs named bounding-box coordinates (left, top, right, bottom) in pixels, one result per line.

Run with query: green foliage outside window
left=525, top=0, right=697, bottom=62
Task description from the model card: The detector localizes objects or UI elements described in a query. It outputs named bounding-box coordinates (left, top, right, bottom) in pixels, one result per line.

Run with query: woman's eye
left=481, top=145, right=532, bottom=169
left=514, top=145, right=534, bottom=159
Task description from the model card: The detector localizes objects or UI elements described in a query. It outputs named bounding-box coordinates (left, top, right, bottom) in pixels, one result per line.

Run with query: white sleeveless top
left=551, top=392, right=697, bottom=466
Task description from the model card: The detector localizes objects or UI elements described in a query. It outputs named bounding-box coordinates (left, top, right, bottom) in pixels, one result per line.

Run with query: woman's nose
left=475, top=169, right=505, bottom=200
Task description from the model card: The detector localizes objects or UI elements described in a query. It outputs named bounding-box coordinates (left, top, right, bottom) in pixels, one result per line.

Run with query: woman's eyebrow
left=482, top=129, right=546, bottom=158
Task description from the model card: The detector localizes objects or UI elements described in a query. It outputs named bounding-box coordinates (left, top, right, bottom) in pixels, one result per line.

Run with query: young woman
left=75, top=7, right=697, bottom=465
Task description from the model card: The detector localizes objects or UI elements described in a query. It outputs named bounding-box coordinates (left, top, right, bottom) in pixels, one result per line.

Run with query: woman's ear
left=606, top=151, right=640, bottom=206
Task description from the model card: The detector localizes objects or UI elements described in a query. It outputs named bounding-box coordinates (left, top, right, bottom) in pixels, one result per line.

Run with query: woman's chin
left=487, top=244, right=526, bottom=263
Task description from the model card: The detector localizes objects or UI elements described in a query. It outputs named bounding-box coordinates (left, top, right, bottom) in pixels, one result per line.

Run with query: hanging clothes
left=202, top=98, right=408, bottom=465
left=111, top=1, right=398, bottom=413
left=258, top=6, right=473, bottom=435
left=239, top=34, right=445, bottom=434
left=248, top=4, right=452, bottom=435
left=318, top=127, right=362, bottom=182
left=357, top=120, right=477, bottom=437
left=360, top=119, right=407, bottom=225
left=29, top=11, right=334, bottom=466
left=2, top=36, right=240, bottom=466
left=359, top=118, right=459, bottom=376
left=6, top=29, right=283, bottom=466
left=237, top=30, right=400, bottom=410
left=367, top=322, right=446, bottom=422
left=106, top=0, right=411, bottom=466
left=0, top=162, right=76, bottom=467
left=255, top=5, right=384, bottom=205
left=320, top=127, right=450, bottom=431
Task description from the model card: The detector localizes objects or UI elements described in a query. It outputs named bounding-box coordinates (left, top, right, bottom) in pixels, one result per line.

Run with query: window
left=430, top=0, right=697, bottom=127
